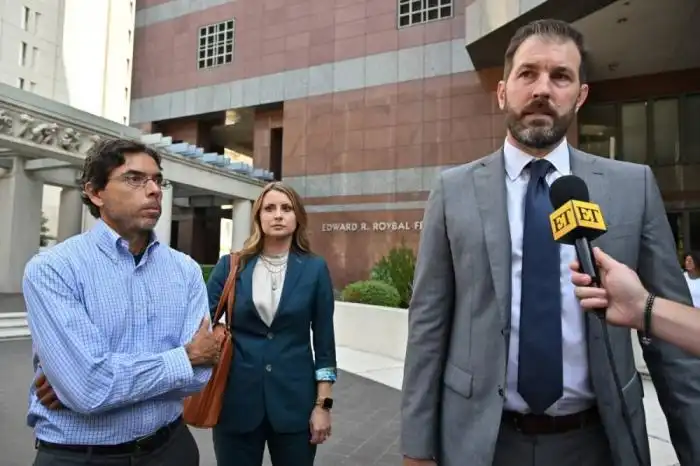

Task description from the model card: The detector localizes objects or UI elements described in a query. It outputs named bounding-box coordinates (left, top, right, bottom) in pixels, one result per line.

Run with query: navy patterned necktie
left=517, top=159, right=563, bottom=415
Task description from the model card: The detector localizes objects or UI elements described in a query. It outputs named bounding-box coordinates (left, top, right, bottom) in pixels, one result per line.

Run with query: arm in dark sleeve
left=636, top=165, right=700, bottom=465
left=206, top=254, right=231, bottom=322
left=312, top=258, right=337, bottom=383
left=401, top=173, right=455, bottom=460
left=23, top=255, right=195, bottom=415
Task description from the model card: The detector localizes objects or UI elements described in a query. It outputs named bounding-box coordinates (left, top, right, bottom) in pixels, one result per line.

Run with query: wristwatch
left=316, top=397, right=333, bottom=410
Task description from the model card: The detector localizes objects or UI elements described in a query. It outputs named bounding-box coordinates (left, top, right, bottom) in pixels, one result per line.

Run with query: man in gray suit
left=401, top=19, right=700, bottom=466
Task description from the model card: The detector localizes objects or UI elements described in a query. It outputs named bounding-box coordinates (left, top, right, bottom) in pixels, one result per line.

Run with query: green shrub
left=369, top=242, right=416, bottom=308
left=341, top=280, right=401, bottom=308
left=201, top=265, right=215, bottom=283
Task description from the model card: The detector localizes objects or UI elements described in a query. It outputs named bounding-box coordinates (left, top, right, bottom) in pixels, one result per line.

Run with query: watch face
left=322, top=398, right=333, bottom=410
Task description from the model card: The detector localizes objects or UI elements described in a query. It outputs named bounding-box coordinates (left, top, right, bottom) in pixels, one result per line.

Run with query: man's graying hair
left=503, top=19, right=589, bottom=83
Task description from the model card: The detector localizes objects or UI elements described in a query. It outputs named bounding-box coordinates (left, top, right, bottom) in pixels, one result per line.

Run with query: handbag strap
left=212, top=253, right=240, bottom=327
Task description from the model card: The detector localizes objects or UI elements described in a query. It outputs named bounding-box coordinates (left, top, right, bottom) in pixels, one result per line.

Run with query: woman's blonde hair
left=237, top=181, right=311, bottom=272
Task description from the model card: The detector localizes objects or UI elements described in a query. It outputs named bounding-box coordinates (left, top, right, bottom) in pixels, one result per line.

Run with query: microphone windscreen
left=550, top=175, right=590, bottom=209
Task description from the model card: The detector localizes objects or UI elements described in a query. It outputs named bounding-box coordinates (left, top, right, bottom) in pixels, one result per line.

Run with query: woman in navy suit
left=207, top=182, right=337, bottom=466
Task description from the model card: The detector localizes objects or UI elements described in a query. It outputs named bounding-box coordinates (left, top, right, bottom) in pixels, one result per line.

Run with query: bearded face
left=497, top=35, right=588, bottom=152
left=504, top=96, right=577, bottom=150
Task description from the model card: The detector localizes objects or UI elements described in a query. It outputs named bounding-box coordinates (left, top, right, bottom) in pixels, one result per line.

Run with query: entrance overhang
left=464, top=0, right=700, bottom=82
left=0, top=83, right=265, bottom=201
left=465, top=0, right=616, bottom=71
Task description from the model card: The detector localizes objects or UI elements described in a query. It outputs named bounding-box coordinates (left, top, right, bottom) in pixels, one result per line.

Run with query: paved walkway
left=0, top=293, right=24, bottom=313
left=0, top=337, right=681, bottom=465
left=0, top=339, right=400, bottom=466
left=337, top=347, right=680, bottom=466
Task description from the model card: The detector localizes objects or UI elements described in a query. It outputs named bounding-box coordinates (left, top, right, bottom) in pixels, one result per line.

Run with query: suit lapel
left=238, top=255, right=258, bottom=306
left=275, top=251, right=306, bottom=319
left=569, top=148, right=612, bottom=358
left=474, top=150, right=511, bottom=323
left=569, top=148, right=608, bottom=206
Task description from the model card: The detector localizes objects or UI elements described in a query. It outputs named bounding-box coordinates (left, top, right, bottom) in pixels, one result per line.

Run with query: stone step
left=0, top=312, right=30, bottom=340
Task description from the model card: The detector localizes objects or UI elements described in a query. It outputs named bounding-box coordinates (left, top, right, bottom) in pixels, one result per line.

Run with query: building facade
left=0, top=0, right=137, bottom=237
left=131, top=0, right=700, bottom=287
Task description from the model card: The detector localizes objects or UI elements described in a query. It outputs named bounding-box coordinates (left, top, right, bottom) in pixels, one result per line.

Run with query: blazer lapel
left=474, top=150, right=511, bottom=323
left=238, top=255, right=258, bottom=306
left=275, top=251, right=306, bottom=317
left=569, top=148, right=611, bottom=356
left=569, top=147, right=608, bottom=201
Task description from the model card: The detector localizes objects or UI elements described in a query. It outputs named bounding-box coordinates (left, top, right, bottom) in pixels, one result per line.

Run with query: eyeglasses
left=113, top=173, right=172, bottom=189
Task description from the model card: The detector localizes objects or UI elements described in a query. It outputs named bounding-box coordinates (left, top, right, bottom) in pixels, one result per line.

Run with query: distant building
left=0, top=0, right=136, bottom=237
left=131, top=0, right=700, bottom=286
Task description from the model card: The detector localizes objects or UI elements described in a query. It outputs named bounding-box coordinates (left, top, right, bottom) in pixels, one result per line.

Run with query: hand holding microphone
left=569, top=247, right=649, bottom=330
left=548, top=174, right=646, bottom=466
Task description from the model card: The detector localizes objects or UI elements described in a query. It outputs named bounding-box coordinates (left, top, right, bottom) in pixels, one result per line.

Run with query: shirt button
left=265, top=364, right=272, bottom=372
left=498, top=387, right=505, bottom=397
left=267, top=333, right=274, bottom=340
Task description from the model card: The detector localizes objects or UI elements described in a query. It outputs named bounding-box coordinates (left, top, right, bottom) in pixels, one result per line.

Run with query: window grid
left=578, top=94, right=700, bottom=166
left=398, top=0, right=453, bottom=28
left=197, top=19, right=234, bottom=70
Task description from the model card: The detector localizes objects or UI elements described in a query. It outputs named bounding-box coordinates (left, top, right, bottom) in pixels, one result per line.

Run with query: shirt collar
left=91, top=218, right=160, bottom=261
left=503, top=137, right=570, bottom=181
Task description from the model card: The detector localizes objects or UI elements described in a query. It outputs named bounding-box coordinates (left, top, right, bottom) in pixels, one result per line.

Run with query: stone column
left=57, top=188, right=84, bottom=242
left=231, top=199, right=252, bottom=252
left=0, top=158, right=44, bottom=293
left=154, top=186, right=173, bottom=245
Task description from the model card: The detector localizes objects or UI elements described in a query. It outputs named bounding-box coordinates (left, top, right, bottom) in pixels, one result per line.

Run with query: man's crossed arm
left=24, top=255, right=218, bottom=414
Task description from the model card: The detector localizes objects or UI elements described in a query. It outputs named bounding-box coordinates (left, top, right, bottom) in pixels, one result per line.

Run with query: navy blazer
left=206, top=251, right=337, bottom=434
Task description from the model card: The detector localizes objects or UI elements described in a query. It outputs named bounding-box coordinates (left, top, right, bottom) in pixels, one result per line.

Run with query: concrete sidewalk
left=0, top=337, right=681, bottom=465
left=335, top=346, right=680, bottom=466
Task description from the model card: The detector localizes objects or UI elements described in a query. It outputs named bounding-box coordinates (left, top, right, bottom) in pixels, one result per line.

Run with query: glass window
left=690, top=211, right=700, bottom=252
left=667, top=212, right=684, bottom=257
left=197, top=19, right=235, bottom=70
left=681, top=94, right=700, bottom=164
left=621, top=102, right=647, bottom=164
left=653, top=98, right=680, bottom=165
left=398, top=0, right=453, bottom=28
left=578, top=104, right=617, bottom=158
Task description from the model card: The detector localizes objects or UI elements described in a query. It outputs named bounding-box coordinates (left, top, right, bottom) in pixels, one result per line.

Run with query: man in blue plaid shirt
left=23, top=139, right=218, bottom=465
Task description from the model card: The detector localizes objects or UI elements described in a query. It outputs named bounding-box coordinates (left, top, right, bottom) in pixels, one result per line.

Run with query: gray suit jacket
left=401, top=148, right=700, bottom=466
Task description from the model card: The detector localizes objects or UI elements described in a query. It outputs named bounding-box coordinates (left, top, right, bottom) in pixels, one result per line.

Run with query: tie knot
left=528, top=159, right=553, bottom=181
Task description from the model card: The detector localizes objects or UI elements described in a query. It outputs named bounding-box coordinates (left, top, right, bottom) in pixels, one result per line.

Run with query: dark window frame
left=578, top=92, right=700, bottom=166
left=197, top=19, right=235, bottom=70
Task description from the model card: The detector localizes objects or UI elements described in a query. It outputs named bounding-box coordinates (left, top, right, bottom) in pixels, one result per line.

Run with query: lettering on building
left=320, top=221, right=423, bottom=232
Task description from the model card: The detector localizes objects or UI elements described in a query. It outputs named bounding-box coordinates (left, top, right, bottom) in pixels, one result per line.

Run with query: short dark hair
left=79, top=138, right=162, bottom=218
left=686, top=251, right=700, bottom=269
left=503, top=19, right=588, bottom=83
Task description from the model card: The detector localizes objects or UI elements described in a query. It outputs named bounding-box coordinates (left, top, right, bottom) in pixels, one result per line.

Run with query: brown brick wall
left=307, top=209, right=426, bottom=288
left=279, top=68, right=507, bottom=177
left=132, top=0, right=469, bottom=99
left=252, top=109, right=284, bottom=171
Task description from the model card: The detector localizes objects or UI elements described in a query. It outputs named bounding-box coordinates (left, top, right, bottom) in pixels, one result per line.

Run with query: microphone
left=548, top=175, right=646, bottom=466
left=548, top=175, right=607, bottom=288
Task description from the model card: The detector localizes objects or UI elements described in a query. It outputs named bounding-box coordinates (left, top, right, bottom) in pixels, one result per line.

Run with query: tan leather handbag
left=183, top=253, right=239, bottom=428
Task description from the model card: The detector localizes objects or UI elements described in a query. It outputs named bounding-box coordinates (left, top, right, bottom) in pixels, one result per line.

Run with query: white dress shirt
left=503, top=138, right=595, bottom=415
left=252, top=253, right=288, bottom=326
left=684, top=272, right=700, bottom=308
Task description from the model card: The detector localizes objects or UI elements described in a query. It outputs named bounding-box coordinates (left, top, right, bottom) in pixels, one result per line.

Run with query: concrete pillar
left=82, top=205, right=98, bottom=232
left=0, top=158, right=44, bottom=293
left=57, top=188, right=84, bottom=242
left=231, top=199, right=252, bottom=252
left=154, top=186, right=173, bottom=245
